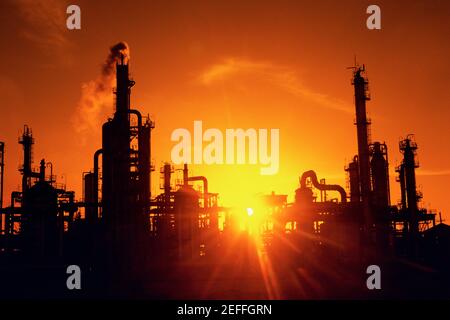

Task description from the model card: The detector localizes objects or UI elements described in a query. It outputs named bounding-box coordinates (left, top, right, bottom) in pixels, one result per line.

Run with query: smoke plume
left=102, top=42, right=130, bottom=76
left=72, top=42, right=130, bottom=144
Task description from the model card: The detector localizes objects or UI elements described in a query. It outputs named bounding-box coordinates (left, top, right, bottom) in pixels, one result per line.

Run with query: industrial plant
left=0, top=46, right=448, bottom=299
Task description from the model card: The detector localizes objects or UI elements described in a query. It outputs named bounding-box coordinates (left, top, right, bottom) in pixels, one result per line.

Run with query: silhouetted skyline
left=0, top=0, right=448, bottom=225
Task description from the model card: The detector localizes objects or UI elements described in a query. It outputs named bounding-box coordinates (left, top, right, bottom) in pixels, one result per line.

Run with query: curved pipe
left=300, top=170, right=347, bottom=203
left=129, top=109, right=142, bottom=132
left=188, top=176, right=208, bottom=208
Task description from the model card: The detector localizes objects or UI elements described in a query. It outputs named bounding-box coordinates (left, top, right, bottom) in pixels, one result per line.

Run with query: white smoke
left=72, top=42, right=130, bottom=144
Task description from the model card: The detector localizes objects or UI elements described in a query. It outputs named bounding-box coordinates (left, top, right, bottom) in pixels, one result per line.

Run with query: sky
left=0, top=0, right=449, bottom=220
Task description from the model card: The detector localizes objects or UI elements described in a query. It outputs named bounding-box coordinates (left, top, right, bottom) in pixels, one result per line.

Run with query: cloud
left=416, top=169, right=450, bottom=177
left=12, top=0, right=72, bottom=65
left=200, top=58, right=352, bottom=113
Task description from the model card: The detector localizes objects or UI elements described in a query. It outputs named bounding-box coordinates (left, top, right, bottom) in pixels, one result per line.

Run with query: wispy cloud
left=416, top=169, right=450, bottom=177
left=12, top=0, right=72, bottom=65
left=200, top=58, right=352, bottom=113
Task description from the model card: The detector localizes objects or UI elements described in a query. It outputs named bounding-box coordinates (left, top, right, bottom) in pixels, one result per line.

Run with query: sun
left=246, top=207, right=254, bottom=217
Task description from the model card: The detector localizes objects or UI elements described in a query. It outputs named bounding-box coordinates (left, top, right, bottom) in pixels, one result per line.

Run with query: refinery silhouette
left=0, top=44, right=448, bottom=299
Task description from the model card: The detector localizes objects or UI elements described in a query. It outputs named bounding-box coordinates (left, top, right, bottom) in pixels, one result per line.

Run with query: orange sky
left=0, top=0, right=449, bottom=219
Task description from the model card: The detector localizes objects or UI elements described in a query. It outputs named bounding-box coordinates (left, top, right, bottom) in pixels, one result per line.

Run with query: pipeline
left=130, top=108, right=152, bottom=204
left=93, top=149, right=103, bottom=218
left=299, top=170, right=347, bottom=203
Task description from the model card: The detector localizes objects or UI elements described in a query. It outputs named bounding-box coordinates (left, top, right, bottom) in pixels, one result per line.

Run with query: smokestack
left=19, top=125, right=34, bottom=192
left=399, top=136, right=419, bottom=234
left=351, top=65, right=372, bottom=233
left=102, top=42, right=130, bottom=76
left=114, top=51, right=134, bottom=116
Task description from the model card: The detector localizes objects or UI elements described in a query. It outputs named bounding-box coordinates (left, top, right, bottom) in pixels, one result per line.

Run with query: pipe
left=129, top=109, right=142, bottom=132
left=163, top=163, right=172, bottom=206
left=299, top=170, right=347, bottom=203
left=188, top=176, right=209, bottom=208
left=93, top=149, right=103, bottom=218
left=398, top=164, right=406, bottom=210
left=130, top=109, right=151, bottom=205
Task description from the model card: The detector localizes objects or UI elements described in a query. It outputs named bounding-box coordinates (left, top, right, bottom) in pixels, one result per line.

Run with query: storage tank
left=174, top=185, right=199, bottom=260
left=346, top=156, right=360, bottom=203
left=21, top=180, right=58, bottom=258
left=84, top=172, right=97, bottom=223
left=370, top=142, right=390, bottom=208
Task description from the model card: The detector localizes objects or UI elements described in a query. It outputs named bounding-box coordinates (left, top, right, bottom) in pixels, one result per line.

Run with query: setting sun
left=0, top=0, right=448, bottom=302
